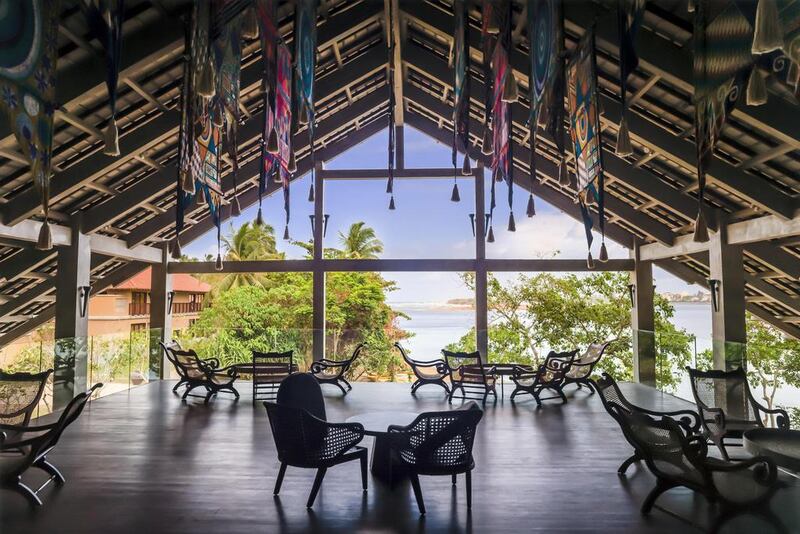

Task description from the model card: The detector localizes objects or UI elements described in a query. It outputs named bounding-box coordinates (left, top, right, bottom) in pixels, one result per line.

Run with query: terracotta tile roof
left=112, top=267, right=211, bottom=293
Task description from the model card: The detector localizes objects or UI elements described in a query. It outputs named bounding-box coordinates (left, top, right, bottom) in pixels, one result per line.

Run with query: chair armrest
left=752, top=402, right=791, bottom=429
left=699, top=405, right=726, bottom=429
left=634, top=407, right=701, bottom=434
left=706, top=455, right=778, bottom=485
left=310, top=360, right=348, bottom=374
left=214, top=365, right=239, bottom=379
left=322, top=421, right=365, bottom=457
left=511, top=365, right=536, bottom=379
left=201, top=357, right=221, bottom=369
left=484, top=364, right=497, bottom=377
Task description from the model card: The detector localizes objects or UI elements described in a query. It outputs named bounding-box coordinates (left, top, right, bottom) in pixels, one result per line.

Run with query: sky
left=184, top=126, right=701, bottom=303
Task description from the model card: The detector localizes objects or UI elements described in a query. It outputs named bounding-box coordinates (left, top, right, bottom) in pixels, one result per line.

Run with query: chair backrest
left=442, top=350, right=487, bottom=383
left=567, top=342, right=609, bottom=379
left=595, top=372, right=634, bottom=415
left=170, top=349, right=206, bottom=380
left=390, top=402, right=483, bottom=470
left=276, top=372, right=326, bottom=420
left=687, top=367, right=757, bottom=423
left=0, top=369, right=54, bottom=426
left=29, top=383, right=104, bottom=460
left=537, top=350, right=578, bottom=385
left=252, top=350, right=293, bottom=381
left=160, top=340, right=182, bottom=371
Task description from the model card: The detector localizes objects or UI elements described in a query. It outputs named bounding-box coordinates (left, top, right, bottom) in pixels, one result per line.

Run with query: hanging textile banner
left=0, top=0, right=61, bottom=250
left=276, top=42, right=293, bottom=235
left=481, top=0, right=496, bottom=162
left=80, top=0, right=124, bottom=157
left=492, top=0, right=513, bottom=231
left=451, top=0, right=470, bottom=201
left=173, top=31, right=193, bottom=259
left=255, top=0, right=277, bottom=223
left=616, top=0, right=645, bottom=156
left=567, top=29, right=606, bottom=265
left=295, top=0, right=317, bottom=203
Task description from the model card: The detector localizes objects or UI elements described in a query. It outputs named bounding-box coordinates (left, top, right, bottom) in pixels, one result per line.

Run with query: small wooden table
left=488, top=363, right=535, bottom=397
left=346, top=411, right=419, bottom=484
left=743, top=428, right=800, bottom=474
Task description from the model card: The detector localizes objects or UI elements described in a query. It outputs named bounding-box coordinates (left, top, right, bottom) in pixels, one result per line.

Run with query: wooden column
left=312, top=162, right=326, bottom=360
left=149, top=244, right=172, bottom=380
left=53, top=228, right=91, bottom=410
left=474, top=164, right=488, bottom=359
left=631, top=242, right=656, bottom=386
left=709, top=227, right=747, bottom=370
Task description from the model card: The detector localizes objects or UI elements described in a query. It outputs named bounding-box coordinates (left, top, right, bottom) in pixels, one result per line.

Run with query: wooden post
left=312, top=161, right=325, bottom=360
left=709, top=226, right=746, bottom=370
left=631, top=242, right=656, bottom=386
left=149, top=244, right=172, bottom=380
left=53, top=227, right=91, bottom=410
left=474, top=164, right=488, bottom=359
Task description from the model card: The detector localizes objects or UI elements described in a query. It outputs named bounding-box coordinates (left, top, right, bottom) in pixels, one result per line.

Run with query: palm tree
left=212, top=222, right=281, bottom=295
left=339, top=222, right=383, bottom=259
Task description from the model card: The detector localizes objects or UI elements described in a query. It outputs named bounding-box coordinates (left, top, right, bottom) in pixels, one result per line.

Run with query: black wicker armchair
left=170, top=349, right=240, bottom=403
left=0, top=383, right=102, bottom=505
left=443, top=350, right=496, bottom=405
left=0, top=369, right=53, bottom=426
left=387, top=402, right=483, bottom=515
left=265, top=373, right=367, bottom=508
left=509, top=349, right=578, bottom=406
left=563, top=342, right=609, bottom=393
left=310, top=343, right=364, bottom=395
left=607, top=402, right=781, bottom=532
left=395, top=343, right=450, bottom=396
left=687, top=366, right=790, bottom=460
left=596, top=372, right=701, bottom=475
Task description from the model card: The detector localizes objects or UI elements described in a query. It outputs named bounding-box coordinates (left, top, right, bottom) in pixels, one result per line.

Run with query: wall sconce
left=78, top=286, right=91, bottom=318
left=167, top=290, right=175, bottom=314
left=469, top=213, right=475, bottom=236
left=627, top=284, right=636, bottom=307
left=707, top=279, right=720, bottom=312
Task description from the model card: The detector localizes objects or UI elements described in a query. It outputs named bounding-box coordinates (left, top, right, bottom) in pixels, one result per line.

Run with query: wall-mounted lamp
left=627, top=284, right=636, bottom=307
left=469, top=213, right=475, bottom=237
left=78, top=286, right=91, bottom=318
left=707, top=279, right=720, bottom=312
left=167, top=290, right=175, bottom=314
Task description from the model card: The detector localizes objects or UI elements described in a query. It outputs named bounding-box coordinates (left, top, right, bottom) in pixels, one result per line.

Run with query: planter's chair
left=595, top=372, right=701, bottom=475
left=387, top=402, right=483, bottom=515
left=252, top=350, right=295, bottom=402
left=563, top=342, right=610, bottom=393
left=395, top=343, right=450, bottom=396
left=0, top=383, right=102, bottom=505
left=170, top=349, right=239, bottom=404
left=159, top=340, right=192, bottom=392
left=687, top=366, right=790, bottom=460
left=443, top=350, right=497, bottom=405
left=510, top=350, right=578, bottom=406
left=310, top=343, right=364, bottom=395
left=607, top=402, right=782, bottom=532
left=264, top=373, right=367, bottom=508
left=0, top=369, right=53, bottom=426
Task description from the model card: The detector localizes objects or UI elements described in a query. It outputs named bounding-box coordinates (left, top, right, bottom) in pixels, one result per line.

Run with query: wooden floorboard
left=1, top=381, right=797, bottom=533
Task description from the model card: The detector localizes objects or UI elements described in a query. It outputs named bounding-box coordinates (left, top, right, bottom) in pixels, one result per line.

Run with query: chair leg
left=172, top=379, right=185, bottom=393
left=360, top=452, right=368, bottom=491
left=714, top=438, right=731, bottom=461
left=204, top=389, right=215, bottom=404
left=617, top=452, right=640, bottom=476
left=584, top=380, right=596, bottom=394
left=465, top=470, right=472, bottom=510
left=411, top=381, right=421, bottom=395
left=409, top=473, right=425, bottom=515
left=36, top=458, right=65, bottom=485
left=333, top=381, right=349, bottom=396
left=274, top=462, right=287, bottom=495
left=641, top=479, right=674, bottom=515
left=451, top=473, right=457, bottom=485
left=440, top=381, right=451, bottom=395
left=15, top=478, right=43, bottom=506
left=448, top=385, right=457, bottom=404
left=181, top=384, right=195, bottom=400
left=559, top=388, right=568, bottom=404
left=342, top=378, right=353, bottom=391
left=307, top=468, right=327, bottom=508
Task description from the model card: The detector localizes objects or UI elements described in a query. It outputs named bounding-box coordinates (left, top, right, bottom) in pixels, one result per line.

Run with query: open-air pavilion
left=1, top=0, right=800, bottom=532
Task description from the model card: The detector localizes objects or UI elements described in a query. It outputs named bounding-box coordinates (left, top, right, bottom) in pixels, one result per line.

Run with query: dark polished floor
left=2, top=380, right=798, bottom=534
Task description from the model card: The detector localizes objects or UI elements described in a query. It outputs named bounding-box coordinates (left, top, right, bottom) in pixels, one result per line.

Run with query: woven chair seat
left=416, top=367, right=445, bottom=380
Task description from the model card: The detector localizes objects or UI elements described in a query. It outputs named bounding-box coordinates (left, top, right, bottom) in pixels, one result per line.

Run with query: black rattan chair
left=310, top=343, right=364, bottom=395
left=387, top=402, right=483, bottom=515
left=563, top=342, right=609, bottom=393
left=159, top=340, right=189, bottom=392
left=0, top=383, right=102, bottom=505
left=607, top=402, right=782, bottom=532
left=595, top=372, right=701, bottom=475
left=264, top=373, right=367, bottom=508
left=252, top=350, right=295, bottom=402
left=395, top=343, right=450, bottom=396
left=0, top=369, right=53, bottom=426
left=687, top=366, right=790, bottom=460
left=509, top=349, right=578, bottom=406
left=171, top=349, right=239, bottom=403
left=443, top=350, right=496, bottom=405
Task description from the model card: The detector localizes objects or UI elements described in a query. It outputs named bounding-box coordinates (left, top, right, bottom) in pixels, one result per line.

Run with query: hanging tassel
left=288, top=151, right=297, bottom=173
left=386, top=178, right=393, bottom=194
left=746, top=67, right=768, bottom=106
left=242, top=7, right=260, bottom=40
left=308, top=183, right=315, bottom=202
left=481, top=128, right=492, bottom=155
left=752, top=0, right=784, bottom=55
left=526, top=194, right=536, bottom=217
left=267, top=127, right=279, bottom=154
left=212, top=100, right=225, bottom=128
left=388, top=195, right=396, bottom=210
left=283, top=225, right=290, bottom=240
left=215, top=253, right=223, bottom=271
left=469, top=213, right=476, bottom=237
left=487, top=225, right=495, bottom=243
left=197, top=186, right=206, bottom=204
left=103, top=118, right=120, bottom=156
left=558, top=160, right=570, bottom=186
left=507, top=212, right=516, bottom=232
left=256, top=206, right=264, bottom=226
left=298, top=103, right=309, bottom=125
left=599, top=242, right=609, bottom=262
left=196, top=62, right=216, bottom=99
left=693, top=210, right=710, bottom=243
left=451, top=182, right=461, bottom=202
left=615, top=116, right=633, bottom=157
left=181, top=170, right=195, bottom=193
left=587, top=252, right=595, bottom=269
left=501, top=72, right=519, bottom=103
left=231, top=195, right=241, bottom=217
left=36, top=218, right=52, bottom=251
left=487, top=17, right=499, bottom=34
left=171, top=237, right=182, bottom=260
left=462, top=154, right=472, bottom=175
left=687, top=0, right=695, bottom=12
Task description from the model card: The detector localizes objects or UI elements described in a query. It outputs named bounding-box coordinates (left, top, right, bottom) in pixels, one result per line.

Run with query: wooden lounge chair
left=509, top=349, right=578, bottom=406
left=252, top=350, right=295, bottom=402
left=264, top=373, right=367, bottom=508
left=387, top=402, right=483, bottom=515
left=170, top=349, right=240, bottom=403
left=0, top=369, right=53, bottom=426
left=687, top=366, right=790, bottom=460
left=563, top=342, right=610, bottom=393
left=0, top=383, right=102, bottom=505
left=595, top=372, right=701, bottom=475
left=395, top=343, right=450, bottom=396
left=442, top=350, right=497, bottom=405
left=310, top=343, right=364, bottom=395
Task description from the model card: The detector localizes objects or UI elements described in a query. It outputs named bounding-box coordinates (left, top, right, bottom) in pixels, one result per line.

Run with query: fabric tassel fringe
left=746, top=67, right=768, bottom=106
left=481, top=129, right=492, bottom=155
left=283, top=225, right=290, bottom=240
left=587, top=252, right=595, bottom=269
left=171, top=237, right=182, bottom=260
left=615, top=116, right=633, bottom=157
left=451, top=182, right=461, bottom=202
left=526, top=194, right=536, bottom=217
left=462, top=155, right=471, bottom=175
left=298, top=103, right=309, bottom=125
left=693, top=210, right=710, bottom=243
left=36, top=219, right=52, bottom=251
left=388, top=195, right=396, bottom=210
left=242, top=8, right=260, bottom=40
left=308, top=183, right=315, bottom=202
left=501, top=72, right=519, bottom=103
left=215, top=253, right=223, bottom=271
left=752, top=0, right=784, bottom=54
left=288, top=151, right=297, bottom=173
left=599, top=242, right=609, bottom=262
left=231, top=195, right=241, bottom=217
left=255, top=207, right=264, bottom=226
left=558, top=160, right=570, bottom=186
left=688, top=0, right=695, bottom=12
left=507, top=212, right=516, bottom=232
left=487, top=226, right=495, bottom=243
left=103, top=118, right=120, bottom=156
left=267, top=127, right=279, bottom=154
left=197, top=186, right=205, bottom=204
left=386, top=179, right=393, bottom=194
left=182, top=171, right=194, bottom=194
left=196, top=62, right=216, bottom=99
